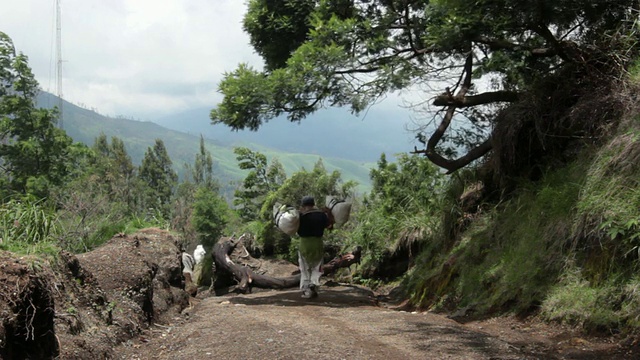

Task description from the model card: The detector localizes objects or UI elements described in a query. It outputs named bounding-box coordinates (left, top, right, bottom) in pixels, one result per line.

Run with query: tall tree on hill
left=0, top=32, right=75, bottom=198
left=174, top=135, right=224, bottom=243
left=91, top=133, right=141, bottom=213
left=139, top=139, right=177, bottom=217
left=233, top=147, right=287, bottom=222
left=211, top=0, right=638, bottom=174
left=190, top=135, right=217, bottom=190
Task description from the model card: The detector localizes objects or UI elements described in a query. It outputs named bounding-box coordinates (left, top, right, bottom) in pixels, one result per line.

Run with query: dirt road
left=115, top=284, right=636, bottom=360
left=6, top=229, right=634, bottom=359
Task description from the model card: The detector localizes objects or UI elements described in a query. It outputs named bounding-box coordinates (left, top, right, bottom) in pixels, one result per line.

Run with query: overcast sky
left=1, top=0, right=266, bottom=119
left=1, top=0, right=428, bottom=135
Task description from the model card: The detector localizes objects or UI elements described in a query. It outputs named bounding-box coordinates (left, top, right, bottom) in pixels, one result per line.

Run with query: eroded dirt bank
left=1, top=228, right=189, bottom=359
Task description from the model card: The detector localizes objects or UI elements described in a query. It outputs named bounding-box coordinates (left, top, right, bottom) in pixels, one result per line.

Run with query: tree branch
left=531, top=23, right=571, bottom=62
left=413, top=137, right=493, bottom=174
left=433, top=90, right=520, bottom=107
left=460, top=53, right=473, bottom=95
left=472, top=35, right=557, bottom=57
left=213, top=235, right=362, bottom=294
left=413, top=52, right=494, bottom=174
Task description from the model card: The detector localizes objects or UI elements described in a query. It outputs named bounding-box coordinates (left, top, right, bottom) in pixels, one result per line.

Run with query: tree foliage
left=212, top=0, right=639, bottom=173
left=349, top=153, right=444, bottom=269
left=0, top=31, right=76, bottom=197
left=191, top=186, right=229, bottom=248
left=263, top=158, right=356, bottom=212
left=90, top=133, right=143, bottom=212
left=139, top=139, right=178, bottom=216
left=233, top=146, right=287, bottom=221
left=243, top=0, right=317, bottom=71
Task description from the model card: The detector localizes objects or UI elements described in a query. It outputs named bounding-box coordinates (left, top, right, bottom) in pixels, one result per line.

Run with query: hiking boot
left=309, top=284, right=318, bottom=298
left=301, top=289, right=313, bottom=299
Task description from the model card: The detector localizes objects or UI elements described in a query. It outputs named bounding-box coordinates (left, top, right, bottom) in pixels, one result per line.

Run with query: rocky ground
left=1, top=228, right=639, bottom=359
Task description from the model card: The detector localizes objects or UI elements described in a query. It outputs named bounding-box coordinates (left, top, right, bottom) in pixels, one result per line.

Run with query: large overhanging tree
left=211, top=0, right=638, bottom=173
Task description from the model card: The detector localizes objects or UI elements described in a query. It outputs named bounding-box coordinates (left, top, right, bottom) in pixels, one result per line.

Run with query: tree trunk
left=213, top=235, right=362, bottom=294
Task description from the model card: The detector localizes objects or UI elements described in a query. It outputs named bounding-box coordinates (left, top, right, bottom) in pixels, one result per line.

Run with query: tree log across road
left=213, top=235, right=362, bottom=293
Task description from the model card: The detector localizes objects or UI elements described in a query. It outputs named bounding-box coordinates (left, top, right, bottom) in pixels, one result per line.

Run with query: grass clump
left=407, top=163, right=585, bottom=314
left=573, top=129, right=640, bottom=279
left=536, top=125, right=640, bottom=333
left=541, top=267, right=640, bottom=333
left=0, top=198, right=62, bottom=258
left=541, top=266, right=620, bottom=332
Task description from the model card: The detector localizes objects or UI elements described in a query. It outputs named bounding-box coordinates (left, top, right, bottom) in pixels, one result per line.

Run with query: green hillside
left=37, top=92, right=374, bottom=194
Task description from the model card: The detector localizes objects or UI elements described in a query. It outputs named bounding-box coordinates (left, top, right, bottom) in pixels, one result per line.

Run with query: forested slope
left=36, top=91, right=375, bottom=193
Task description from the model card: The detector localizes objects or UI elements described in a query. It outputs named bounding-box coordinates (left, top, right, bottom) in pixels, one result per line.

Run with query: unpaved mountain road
left=116, top=284, right=638, bottom=360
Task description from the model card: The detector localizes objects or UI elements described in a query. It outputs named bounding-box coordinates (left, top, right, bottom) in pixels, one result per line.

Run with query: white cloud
left=1, top=0, right=262, bottom=119
left=1, top=0, right=426, bottom=127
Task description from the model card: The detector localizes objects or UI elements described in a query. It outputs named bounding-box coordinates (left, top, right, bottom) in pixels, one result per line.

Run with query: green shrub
left=406, top=163, right=584, bottom=313
left=192, top=187, right=230, bottom=248
left=0, top=199, right=60, bottom=244
left=0, top=198, right=61, bottom=256
left=347, top=154, right=445, bottom=274
left=541, top=267, right=620, bottom=332
left=574, top=131, right=640, bottom=279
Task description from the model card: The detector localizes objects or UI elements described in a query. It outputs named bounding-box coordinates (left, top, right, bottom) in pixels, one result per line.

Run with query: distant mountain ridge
left=35, top=91, right=377, bottom=194
left=154, top=105, right=418, bottom=163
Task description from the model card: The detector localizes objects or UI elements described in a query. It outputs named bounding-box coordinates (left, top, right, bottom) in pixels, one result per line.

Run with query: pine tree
left=233, top=147, right=286, bottom=221
left=139, top=139, right=177, bottom=217
left=0, top=32, right=75, bottom=198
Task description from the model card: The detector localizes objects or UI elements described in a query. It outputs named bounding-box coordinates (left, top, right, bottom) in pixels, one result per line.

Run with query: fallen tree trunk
left=213, top=235, right=362, bottom=293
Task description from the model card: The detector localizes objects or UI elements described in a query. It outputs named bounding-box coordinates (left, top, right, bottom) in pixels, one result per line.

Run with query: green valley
left=37, top=91, right=375, bottom=195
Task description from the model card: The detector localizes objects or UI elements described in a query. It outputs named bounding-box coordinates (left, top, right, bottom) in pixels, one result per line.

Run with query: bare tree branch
left=413, top=53, right=495, bottom=174
left=413, top=137, right=493, bottom=174
left=472, top=35, right=557, bottom=57
left=531, top=23, right=571, bottom=62
left=433, top=90, right=520, bottom=107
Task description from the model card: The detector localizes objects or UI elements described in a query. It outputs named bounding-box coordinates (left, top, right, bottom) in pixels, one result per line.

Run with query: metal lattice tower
left=56, top=0, right=63, bottom=129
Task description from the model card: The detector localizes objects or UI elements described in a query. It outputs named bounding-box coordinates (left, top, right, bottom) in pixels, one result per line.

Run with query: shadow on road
left=222, top=284, right=379, bottom=309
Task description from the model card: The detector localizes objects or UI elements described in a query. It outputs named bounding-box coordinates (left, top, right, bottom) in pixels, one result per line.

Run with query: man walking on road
left=297, top=195, right=332, bottom=299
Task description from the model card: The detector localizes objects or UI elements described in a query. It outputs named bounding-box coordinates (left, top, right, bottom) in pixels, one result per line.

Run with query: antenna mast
left=56, top=0, right=63, bottom=129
